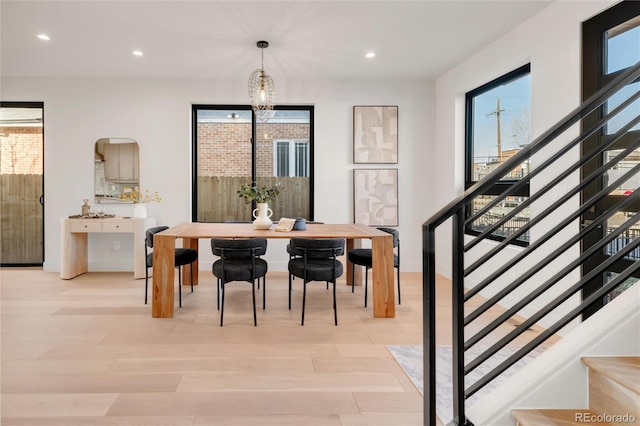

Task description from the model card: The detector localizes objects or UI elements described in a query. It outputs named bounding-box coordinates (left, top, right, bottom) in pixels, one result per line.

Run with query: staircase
left=512, top=357, right=639, bottom=426
left=422, top=60, right=640, bottom=426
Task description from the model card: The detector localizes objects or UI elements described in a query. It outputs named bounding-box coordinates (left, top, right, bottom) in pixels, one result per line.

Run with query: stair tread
left=581, top=356, right=640, bottom=394
left=512, top=408, right=613, bottom=425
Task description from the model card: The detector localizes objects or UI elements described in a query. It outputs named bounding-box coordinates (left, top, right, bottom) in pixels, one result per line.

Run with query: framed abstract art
left=353, top=168, right=398, bottom=226
left=353, top=105, right=398, bottom=164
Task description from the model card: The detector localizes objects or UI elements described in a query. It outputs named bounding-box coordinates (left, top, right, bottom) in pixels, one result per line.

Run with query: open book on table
left=275, top=217, right=296, bottom=232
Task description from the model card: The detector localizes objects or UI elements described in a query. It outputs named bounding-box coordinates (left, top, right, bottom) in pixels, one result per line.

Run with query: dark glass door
left=582, top=1, right=640, bottom=318
left=0, top=102, right=45, bottom=265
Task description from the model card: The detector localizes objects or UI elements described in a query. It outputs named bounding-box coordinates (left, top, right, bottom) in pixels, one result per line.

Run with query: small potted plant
left=237, top=182, right=281, bottom=204
left=237, top=182, right=281, bottom=229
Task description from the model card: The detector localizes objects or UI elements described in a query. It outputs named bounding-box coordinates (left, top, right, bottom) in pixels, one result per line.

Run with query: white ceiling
left=1, top=1, right=553, bottom=81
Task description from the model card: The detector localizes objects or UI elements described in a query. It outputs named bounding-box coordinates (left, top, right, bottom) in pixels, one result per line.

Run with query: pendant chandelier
left=248, top=41, right=276, bottom=123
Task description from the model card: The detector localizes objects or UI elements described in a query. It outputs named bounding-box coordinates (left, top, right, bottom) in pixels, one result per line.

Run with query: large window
left=192, top=105, right=314, bottom=222
left=465, top=64, right=531, bottom=244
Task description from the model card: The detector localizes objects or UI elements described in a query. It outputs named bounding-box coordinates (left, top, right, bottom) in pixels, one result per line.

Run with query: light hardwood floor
left=1, top=268, right=551, bottom=425
left=1, top=268, right=426, bottom=425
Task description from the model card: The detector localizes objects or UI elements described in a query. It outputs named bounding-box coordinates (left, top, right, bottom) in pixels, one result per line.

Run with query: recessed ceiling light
left=132, top=50, right=143, bottom=57
left=37, top=34, right=50, bottom=41
left=365, top=52, right=376, bottom=58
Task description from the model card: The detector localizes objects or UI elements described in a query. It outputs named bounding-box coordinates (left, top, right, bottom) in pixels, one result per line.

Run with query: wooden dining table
left=151, top=222, right=396, bottom=318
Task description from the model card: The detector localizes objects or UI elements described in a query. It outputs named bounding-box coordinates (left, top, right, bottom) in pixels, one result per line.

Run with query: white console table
left=60, top=217, right=154, bottom=279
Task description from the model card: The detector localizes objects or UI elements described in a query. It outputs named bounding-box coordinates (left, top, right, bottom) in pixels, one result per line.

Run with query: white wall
left=1, top=75, right=435, bottom=274
left=468, top=282, right=640, bottom=426
left=432, top=0, right=619, bottom=329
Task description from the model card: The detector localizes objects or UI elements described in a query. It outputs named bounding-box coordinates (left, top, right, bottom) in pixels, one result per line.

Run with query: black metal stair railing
left=422, top=61, right=640, bottom=426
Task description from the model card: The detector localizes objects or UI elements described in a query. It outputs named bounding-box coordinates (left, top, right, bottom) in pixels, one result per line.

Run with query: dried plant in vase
left=121, top=187, right=162, bottom=203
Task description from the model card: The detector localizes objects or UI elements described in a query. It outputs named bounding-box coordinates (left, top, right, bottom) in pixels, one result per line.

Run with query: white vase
left=252, top=203, right=273, bottom=229
left=133, top=203, right=147, bottom=218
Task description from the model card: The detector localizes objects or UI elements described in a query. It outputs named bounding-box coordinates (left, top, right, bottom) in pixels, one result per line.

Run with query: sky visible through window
left=472, top=73, right=530, bottom=165
left=467, top=12, right=639, bottom=246
left=606, top=22, right=640, bottom=134
left=606, top=21, right=640, bottom=74
left=472, top=20, right=639, bottom=168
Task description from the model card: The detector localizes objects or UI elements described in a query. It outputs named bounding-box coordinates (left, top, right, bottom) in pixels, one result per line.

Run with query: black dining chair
left=285, top=222, right=337, bottom=293
left=347, top=227, right=401, bottom=307
left=144, top=226, right=198, bottom=307
left=224, top=221, right=265, bottom=290
left=211, top=238, right=268, bottom=326
left=287, top=238, right=345, bottom=326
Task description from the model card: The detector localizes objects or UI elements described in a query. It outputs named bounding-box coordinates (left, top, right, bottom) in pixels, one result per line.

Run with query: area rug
left=387, top=344, right=544, bottom=425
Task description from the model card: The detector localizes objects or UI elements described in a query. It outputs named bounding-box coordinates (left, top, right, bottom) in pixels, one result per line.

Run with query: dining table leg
left=180, top=237, right=199, bottom=286
left=152, top=234, right=176, bottom=318
left=371, top=233, right=395, bottom=318
left=346, top=238, right=363, bottom=287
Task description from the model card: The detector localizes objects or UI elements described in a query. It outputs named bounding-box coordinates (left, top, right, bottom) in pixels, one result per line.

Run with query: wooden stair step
left=582, top=356, right=640, bottom=422
left=581, top=356, right=640, bottom=395
left=512, top=409, right=613, bottom=425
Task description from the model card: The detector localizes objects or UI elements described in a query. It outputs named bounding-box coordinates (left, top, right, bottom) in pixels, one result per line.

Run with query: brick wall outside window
left=198, top=122, right=309, bottom=177
left=0, top=127, right=43, bottom=174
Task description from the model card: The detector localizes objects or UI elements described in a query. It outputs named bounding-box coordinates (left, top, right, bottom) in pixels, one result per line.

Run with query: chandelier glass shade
left=248, top=41, right=276, bottom=123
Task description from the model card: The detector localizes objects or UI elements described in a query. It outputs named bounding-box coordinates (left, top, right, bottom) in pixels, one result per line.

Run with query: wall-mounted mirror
left=94, top=138, right=139, bottom=203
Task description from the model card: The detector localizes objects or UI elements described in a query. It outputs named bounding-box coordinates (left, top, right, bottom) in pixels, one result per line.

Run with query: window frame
left=191, top=104, right=314, bottom=222
left=464, top=63, right=531, bottom=246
